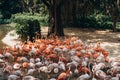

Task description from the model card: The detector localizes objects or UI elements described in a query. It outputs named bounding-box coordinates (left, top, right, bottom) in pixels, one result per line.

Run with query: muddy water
left=0, top=24, right=13, bottom=48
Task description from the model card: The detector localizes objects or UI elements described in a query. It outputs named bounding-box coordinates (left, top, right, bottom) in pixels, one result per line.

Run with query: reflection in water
left=0, top=24, right=13, bottom=48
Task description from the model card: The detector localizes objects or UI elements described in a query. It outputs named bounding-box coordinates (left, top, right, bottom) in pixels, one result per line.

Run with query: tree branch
left=41, top=0, right=50, bottom=8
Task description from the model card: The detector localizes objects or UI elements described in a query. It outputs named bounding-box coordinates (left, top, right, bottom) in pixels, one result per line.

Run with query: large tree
left=0, top=0, right=22, bottom=18
left=41, top=0, right=69, bottom=36
left=20, top=0, right=40, bottom=14
left=106, top=0, right=120, bottom=32
left=91, top=0, right=120, bottom=32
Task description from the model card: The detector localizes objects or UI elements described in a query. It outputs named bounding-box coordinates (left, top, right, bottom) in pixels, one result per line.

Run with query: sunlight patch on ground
left=95, top=30, right=111, bottom=34
left=1, top=27, right=120, bottom=60
left=2, top=30, right=20, bottom=47
left=116, top=34, right=120, bottom=38
left=66, top=32, right=76, bottom=36
left=86, top=39, right=103, bottom=43
left=100, top=42, right=120, bottom=57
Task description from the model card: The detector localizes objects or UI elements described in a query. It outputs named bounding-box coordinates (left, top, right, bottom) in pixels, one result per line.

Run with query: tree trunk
left=54, top=0, right=57, bottom=35
left=112, top=16, right=118, bottom=32
left=72, top=0, right=77, bottom=26
left=113, top=20, right=117, bottom=32
left=47, top=1, right=64, bottom=37
left=21, top=0, right=29, bottom=12
left=47, top=8, right=55, bottom=37
left=56, top=6, right=64, bottom=36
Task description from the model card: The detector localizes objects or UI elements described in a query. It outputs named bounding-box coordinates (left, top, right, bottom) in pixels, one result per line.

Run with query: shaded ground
left=42, top=27, right=120, bottom=59
left=64, top=28, right=120, bottom=58
left=1, top=26, right=120, bottom=59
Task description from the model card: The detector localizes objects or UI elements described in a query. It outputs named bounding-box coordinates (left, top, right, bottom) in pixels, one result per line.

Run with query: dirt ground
left=67, top=28, right=120, bottom=58
left=2, top=26, right=120, bottom=59
left=42, top=27, right=120, bottom=59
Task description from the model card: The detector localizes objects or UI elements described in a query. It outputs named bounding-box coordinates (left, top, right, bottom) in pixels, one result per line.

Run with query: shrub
left=0, top=19, right=11, bottom=24
left=77, top=16, right=98, bottom=28
left=77, top=14, right=113, bottom=30
left=11, top=13, right=49, bottom=26
left=11, top=13, right=41, bottom=41
left=1, top=11, right=11, bottom=19
left=0, top=12, right=11, bottom=24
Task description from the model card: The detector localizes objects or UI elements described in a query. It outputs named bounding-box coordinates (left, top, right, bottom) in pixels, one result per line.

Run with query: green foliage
left=11, top=13, right=42, bottom=41
left=11, top=13, right=48, bottom=26
left=94, top=13, right=113, bottom=29
left=0, top=12, right=3, bottom=19
left=77, top=14, right=113, bottom=30
left=0, top=19, right=11, bottom=24
left=117, top=22, right=120, bottom=30
left=0, top=0, right=22, bottom=19
left=0, top=12, right=11, bottom=24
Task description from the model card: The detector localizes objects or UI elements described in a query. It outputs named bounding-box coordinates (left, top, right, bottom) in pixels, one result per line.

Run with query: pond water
left=0, top=24, right=13, bottom=48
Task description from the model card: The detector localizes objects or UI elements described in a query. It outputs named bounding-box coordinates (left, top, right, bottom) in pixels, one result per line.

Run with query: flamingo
left=35, top=62, right=43, bottom=68
left=13, top=70, right=22, bottom=76
left=22, top=75, right=39, bottom=80
left=53, top=67, right=59, bottom=73
left=57, top=72, right=67, bottom=80
left=13, top=63, right=21, bottom=70
left=27, top=69, right=36, bottom=75
left=29, top=58, right=35, bottom=63
left=8, top=74, right=20, bottom=80
left=95, top=70, right=107, bottom=79
left=28, top=62, right=35, bottom=69
left=0, top=54, right=4, bottom=59
left=76, top=73, right=90, bottom=80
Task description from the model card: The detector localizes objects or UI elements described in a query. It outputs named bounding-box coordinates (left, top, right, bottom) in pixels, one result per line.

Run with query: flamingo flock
left=0, top=36, right=120, bottom=80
